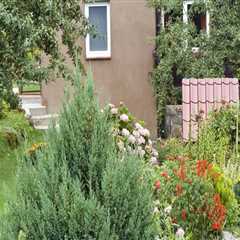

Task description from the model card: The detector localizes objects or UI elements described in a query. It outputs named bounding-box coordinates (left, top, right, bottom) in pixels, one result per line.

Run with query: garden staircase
left=20, top=95, right=58, bottom=130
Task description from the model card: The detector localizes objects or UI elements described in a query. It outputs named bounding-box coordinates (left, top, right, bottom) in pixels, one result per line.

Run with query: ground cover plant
left=0, top=69, right=157, bottom=239
left=0, top=103, right=43, bottom=214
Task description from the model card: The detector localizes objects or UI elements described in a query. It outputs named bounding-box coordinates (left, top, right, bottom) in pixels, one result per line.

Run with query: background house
left=41, top=0, right=157, bottom=136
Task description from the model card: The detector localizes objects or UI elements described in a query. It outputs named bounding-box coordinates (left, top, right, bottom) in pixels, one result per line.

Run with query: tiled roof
left=182, top=78, right=239, bottom=140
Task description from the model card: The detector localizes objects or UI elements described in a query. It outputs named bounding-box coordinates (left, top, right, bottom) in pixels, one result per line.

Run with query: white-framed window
left=183, top=0, right=210, bottom=35
left=85, top=2, right=111, bottom=59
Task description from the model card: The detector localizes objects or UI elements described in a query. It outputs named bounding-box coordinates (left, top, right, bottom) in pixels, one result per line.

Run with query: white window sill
left=86, top=52, right=111, bottom=60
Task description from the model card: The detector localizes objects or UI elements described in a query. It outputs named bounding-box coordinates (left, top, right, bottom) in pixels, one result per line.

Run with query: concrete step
left=31, top=114, right=58, bottom=127
left=29, top=105, right=47, bottom=116
left=35, top=124, right=59, bottom=131
left=20, top=95, right=42, bottom=105
left=34, top=125, right=49, bottom=131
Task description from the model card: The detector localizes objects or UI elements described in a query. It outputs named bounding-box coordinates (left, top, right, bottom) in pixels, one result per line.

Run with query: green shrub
left=194, top=104, right=240, bottom=184
left=0, top=110, right=33, bottom=149
left=0, top=69, right=156, bottom=239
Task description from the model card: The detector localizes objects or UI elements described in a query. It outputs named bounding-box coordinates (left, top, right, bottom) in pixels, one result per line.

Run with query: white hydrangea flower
left=164, top=205, right=172, bottom=214
left=133, top=130, right=140, bottom=138
left=139, top=128, right=150, bottom=137
left=176, top=228, right=185, bottom=239
left=120, top=114, right=129, bottom=122
left=111, top=107, right=118, bottom=115
left=135, top=122, right=143, bottom=130
left=122, top=128, right=130, bottom=137
left=154, top=236, right=160, bottom=240
left=139, top=128, right=146, bottom=136
left=148, top=139, right=153, bottom=146
left=137, top=136, right=145, bottom=145
left=128, top=135, right=136, bottom=144
left=150, top=157, right=159, bottom=166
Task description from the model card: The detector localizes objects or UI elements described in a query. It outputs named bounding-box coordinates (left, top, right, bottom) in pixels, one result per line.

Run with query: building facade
left=41, top=0, right=157, bottom=136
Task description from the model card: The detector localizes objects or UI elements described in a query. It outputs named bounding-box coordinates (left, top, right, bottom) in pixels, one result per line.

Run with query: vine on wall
left=148, top=0, right=240, bottom=135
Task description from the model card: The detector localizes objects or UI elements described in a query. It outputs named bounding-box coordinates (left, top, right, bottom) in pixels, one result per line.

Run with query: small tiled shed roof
left=182, top=78, right=239, bottom=140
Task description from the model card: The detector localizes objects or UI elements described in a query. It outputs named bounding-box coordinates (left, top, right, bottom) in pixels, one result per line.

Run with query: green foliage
left=149, top=0, right=240, bottom=127
left=193, top=104, right=240, bottom=183
left=0, top=109, right=33, bottom=149
left=153, top=157, right=239, bottom=239
left=0, top=0, right=90, bottom=112
left=0, top=69, right=156, bottom=239
left=0, top=109, right=43, bottom=215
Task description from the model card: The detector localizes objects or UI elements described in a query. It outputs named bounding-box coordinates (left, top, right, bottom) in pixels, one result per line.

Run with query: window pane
left=187, top=4, right=206, bottom=33
left=89, top=6, right=108, bottom=51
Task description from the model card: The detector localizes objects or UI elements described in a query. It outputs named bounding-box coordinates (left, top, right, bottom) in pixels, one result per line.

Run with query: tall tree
left=0, top=0, right=89, bottom=110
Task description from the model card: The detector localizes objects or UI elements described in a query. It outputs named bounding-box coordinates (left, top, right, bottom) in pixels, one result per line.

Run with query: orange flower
left=196, top=160, right=211, bottom=177
left=176, top=184, right=183, bottom=196
left=181, top=209, right=187, bottom=221
left=208, top=194, right=226, bottom=231
left=154, top=180, right=161, bottom=190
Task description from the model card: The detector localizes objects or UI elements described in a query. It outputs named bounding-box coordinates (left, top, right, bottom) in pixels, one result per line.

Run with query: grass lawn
left=22, top=83, right=41, bottom=92
left=0, top=111, right=44, bottom=215
left=13, top=82, right=41, bottom=93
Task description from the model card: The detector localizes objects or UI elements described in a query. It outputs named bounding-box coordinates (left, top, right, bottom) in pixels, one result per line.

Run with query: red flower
left=181, top=209, right=187, bottom=221
left=208, top=194, right=226, bottom=231
left=176, top=184, right=183, bottom=196
left=154, top=180, right=161, bottom=190
left=161, top=171, right=170, bottom=180
left=211, top=222, right=221, bottom=231
left=196, top=160, right=211, bottom=177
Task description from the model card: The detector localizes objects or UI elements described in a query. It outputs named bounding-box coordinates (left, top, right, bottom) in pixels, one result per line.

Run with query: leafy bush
left=0, top=69, right=157, bottom=239
left=0, top=109, right=33, bottom=149
left=194, top=104, right=240, bottom=183
left=153, top=156, right=239, bottom=239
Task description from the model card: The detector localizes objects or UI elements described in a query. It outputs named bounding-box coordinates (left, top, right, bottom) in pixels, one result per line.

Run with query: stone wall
left=165, top=105, right=182, bottom=138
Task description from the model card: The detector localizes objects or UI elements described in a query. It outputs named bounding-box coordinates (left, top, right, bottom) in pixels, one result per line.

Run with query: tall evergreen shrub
left=0, top=69, right=156, bottom=239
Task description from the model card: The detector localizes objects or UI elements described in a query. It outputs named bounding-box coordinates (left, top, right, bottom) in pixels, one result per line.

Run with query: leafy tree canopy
left=0, top=0, right=89, bottom=109
left=148, top=0, right=240, bottom=132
